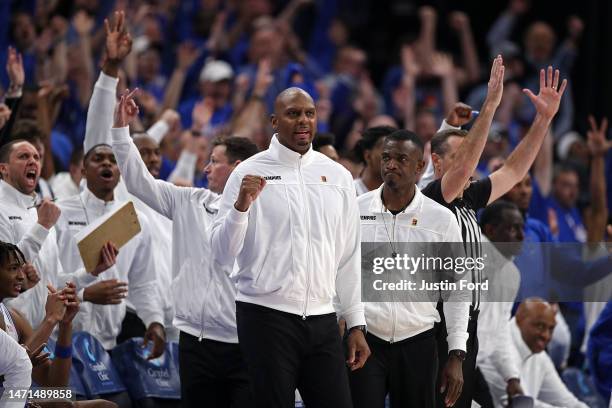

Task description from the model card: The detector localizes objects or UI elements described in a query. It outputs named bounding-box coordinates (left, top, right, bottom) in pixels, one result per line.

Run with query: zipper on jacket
left=390, top=214, right=397, bottom=343
left=390, top=302, right=396, bottom=343
left=298, top=156, right=312, bottom=320
left=199, top=263, right=215, bottom=341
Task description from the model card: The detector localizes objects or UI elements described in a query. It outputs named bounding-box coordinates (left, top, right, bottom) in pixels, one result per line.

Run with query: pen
left=27, top=198, right=57, bottom=210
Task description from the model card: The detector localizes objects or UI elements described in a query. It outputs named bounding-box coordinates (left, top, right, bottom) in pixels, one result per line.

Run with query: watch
left=349, top=325, right=367, bottom=335
left=448, top=349, right=466, bottom=361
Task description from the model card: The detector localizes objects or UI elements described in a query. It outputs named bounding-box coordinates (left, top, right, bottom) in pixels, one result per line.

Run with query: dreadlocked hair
left=0, top=241, right=26, bottom=269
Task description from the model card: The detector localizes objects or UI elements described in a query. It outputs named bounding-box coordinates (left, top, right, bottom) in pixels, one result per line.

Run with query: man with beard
left=111, top=90, right=259, bottom=407
left=54, top=143, right=166, bottom=355
left=211, top=87, right=369, bottom=408
left=0, top=140, right=114, bottom=328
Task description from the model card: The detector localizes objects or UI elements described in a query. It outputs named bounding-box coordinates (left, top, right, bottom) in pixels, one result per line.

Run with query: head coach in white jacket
left=111, top=90, right=259, bottom=407
left=354, top=130, right=469, bottom=408
left=211, top=87, right=370, bottom=408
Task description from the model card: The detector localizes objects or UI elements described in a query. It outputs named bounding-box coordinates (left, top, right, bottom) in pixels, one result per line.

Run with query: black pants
left=179, top=331, right=252, bottom=408
left=472, top=367, right=495, bottom=408
left=349, top=329, right=438, bottom=408
left=117, top=310, right=146, bottom=345
left=436, top=305, right=479, bottom=408
left=236, top=301, right=353, bottom=408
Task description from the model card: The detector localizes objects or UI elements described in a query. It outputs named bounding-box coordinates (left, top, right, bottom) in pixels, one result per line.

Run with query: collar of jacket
left=268, top=134, right=316, bottom=168
left=368, top=183, right=424, bottom=216
left=0, top=180, right=37, bottom=209
left=81, top=186, right=115, bottom=212
left=510, top=317, right=536, bottom=361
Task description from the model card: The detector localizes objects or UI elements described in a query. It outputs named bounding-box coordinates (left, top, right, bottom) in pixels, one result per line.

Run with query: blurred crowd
left=0, top=0, right=611, bottom=407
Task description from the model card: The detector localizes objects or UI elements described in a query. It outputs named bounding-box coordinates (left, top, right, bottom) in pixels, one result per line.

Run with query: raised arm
left=161, top=42, right=200, bottom=112
left=112, top=89, right=197, bottom=218
left=449, top=12, right=480, bottom=86
left=486, top=0, right=527, bottom=51
left=415, top=6, right=437, bottom=66
left=440, top=56, right=504, bottom=203
left=488, top=67, right=567, bottom=204
left=584, top=116, right=611, bottom=243
left=84, top=10, right=132, bottom=152
left=0, top=47, right=24, bottom=146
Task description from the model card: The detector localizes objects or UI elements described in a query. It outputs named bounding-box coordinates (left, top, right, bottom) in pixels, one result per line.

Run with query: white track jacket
left=111, top=126, right=238, bottom=343
left=55, top=188, right=164, bottom=349
left=358, top=185, right=470, bottom=351
left=210, top=135, right=366, bottom=329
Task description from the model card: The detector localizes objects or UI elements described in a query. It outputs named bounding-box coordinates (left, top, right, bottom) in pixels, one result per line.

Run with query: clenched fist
left=37, top=199, right=61, bottom=229
left=234, top=175, right=266, bottom=212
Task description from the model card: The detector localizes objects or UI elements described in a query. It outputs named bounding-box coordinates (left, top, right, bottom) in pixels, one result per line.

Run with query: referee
left=421, top=56, right=567, bottom=407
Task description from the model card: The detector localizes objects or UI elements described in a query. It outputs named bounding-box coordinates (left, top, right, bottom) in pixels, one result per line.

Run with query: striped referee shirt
left=422, top=177, right=492, bottom=310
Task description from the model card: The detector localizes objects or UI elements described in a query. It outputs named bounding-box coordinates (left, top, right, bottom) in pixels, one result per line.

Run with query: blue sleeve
left=486, top=12, right=516, bottom=52
left=306, top=0, right=339, bottom=73
left=0, top=0, right=12, bottom=53
left=528, top=176, right=550, bottom=226
left=178, top=99, right=196, bottom=129
left=551, top=245, right=612, bottom=287
left=587, top=301, right=612, bottom=400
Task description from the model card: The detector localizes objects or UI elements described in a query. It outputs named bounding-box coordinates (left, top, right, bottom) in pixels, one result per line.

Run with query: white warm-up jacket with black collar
left=111, top=126, right=238, bottom=343
left=358, top=185, right=470, bottom=352
left=55, top=188, right=164, bottom=349
left=210, top=135, right=366, bottom=329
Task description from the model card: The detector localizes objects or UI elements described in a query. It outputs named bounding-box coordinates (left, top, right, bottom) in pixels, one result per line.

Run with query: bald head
left=516, top=298, right=554, bottom=319
left=133, top=133, right=162, bottom=178
left=271, top=87, right=316, bottom=155
left=515, top=298, right=557, bottom=354
left=274, top=87, right=314, bottom=115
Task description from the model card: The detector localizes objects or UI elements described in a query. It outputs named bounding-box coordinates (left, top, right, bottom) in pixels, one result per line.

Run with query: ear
left=0, top=163, right=7, bottom=179
left=230, top=159, right=241, bottom=169
left=270, top=114, right=278, bottom=132
left=363, top=149, right=372, bottom=165
left=431, top=153, right=442, bottom=174
left=416, top=159, right=426, bottom=175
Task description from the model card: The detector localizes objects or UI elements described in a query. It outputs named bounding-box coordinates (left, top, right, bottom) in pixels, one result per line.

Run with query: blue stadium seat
left=71, top=331, right=127, bottom=398
left=111, top=337, right=181, bottom=408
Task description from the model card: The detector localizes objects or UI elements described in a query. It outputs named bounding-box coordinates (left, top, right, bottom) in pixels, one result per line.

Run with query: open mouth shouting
left=24, top=168, right=38, bottom=187
left=99, top=168, right=115, bottom=181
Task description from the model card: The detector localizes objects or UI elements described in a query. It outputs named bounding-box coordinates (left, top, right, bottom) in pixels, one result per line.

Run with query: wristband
left=54, top=344, right=72, bottom=359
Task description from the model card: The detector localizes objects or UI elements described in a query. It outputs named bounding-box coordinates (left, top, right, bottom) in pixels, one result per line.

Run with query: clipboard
left=76, top=201, right=141, bottom=272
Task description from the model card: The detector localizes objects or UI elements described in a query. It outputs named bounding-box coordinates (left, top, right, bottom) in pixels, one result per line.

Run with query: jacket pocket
left=172, top=258, right=206, bottom=323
